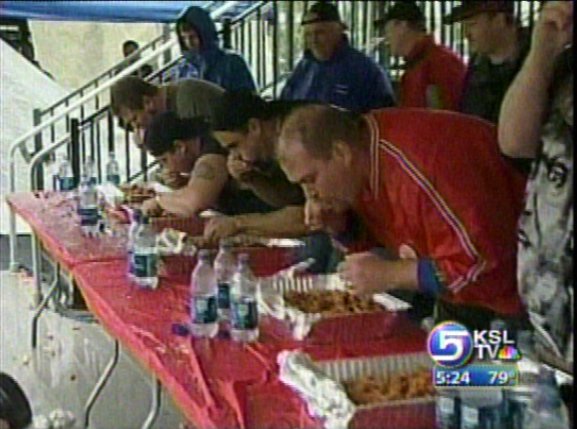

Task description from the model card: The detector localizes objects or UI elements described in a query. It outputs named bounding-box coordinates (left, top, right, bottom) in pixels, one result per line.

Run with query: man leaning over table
left=277, top=104, right=529, bottom=331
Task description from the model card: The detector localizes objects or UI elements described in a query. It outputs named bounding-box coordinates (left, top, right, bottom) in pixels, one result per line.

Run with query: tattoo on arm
left=192, top=162, right=216, bottom=181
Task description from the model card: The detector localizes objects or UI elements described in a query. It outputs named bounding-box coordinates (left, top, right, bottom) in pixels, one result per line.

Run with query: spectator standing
left=281, top=1, right=395, bottom=112
left=499, top=1, right=573, bottom=372
left=120, top=40, right=153, bottom=79
left=377, top=1, right=466, bottom=110
left=444, top=1, right=530, bottom=123
left=172, top=6, right=257, bottom=91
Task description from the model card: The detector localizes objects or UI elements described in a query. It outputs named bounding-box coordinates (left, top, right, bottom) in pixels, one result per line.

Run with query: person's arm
left=239, top=172, right=304, bottom=208
left=498, top=1, right=573, bottom=158
left=145, top=154, right=228, bottom=217
left=226, top=54, right=258, bottom=92
left=429, top=54, right=467, bottom=111
left=203, top=205, right=308, bottom=242
left=227, top=155, right=304, bottom=208
left=364, top=61, right=396, bottom=110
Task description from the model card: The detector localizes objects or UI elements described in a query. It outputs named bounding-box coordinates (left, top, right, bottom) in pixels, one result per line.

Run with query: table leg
left=141, top=378, right=162, bottom=429
left=31, top=234, right=42, bottom=306
left=83, top=339, right=120, bottom=429
left=31, top=264, right=60, bottom=349
left=9, top=209, right=19, bottom=272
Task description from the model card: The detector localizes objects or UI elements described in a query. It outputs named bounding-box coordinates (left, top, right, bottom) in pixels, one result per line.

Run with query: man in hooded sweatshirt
left=173, top=6, right=257, bottom=91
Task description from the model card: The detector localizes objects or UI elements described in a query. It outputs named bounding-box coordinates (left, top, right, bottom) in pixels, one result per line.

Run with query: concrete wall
left=29, top=21, right=164, bottom=90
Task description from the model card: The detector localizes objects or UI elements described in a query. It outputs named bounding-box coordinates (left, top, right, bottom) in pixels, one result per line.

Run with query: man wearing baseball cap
left=281, top=1, right=395, bottom=113
left=444, top=1, right=530, bottom=124
left=377, top=1, right=466, bottom=110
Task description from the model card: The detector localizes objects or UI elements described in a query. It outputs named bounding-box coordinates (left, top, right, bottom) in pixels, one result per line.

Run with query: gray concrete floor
left=0, top=271, right=187, bottom=429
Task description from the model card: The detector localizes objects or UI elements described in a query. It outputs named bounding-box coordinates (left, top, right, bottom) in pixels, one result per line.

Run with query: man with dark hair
left=281, top=1, right=395, bottom=112
left=197, top=91, right=309, bottom=245
left=110, top=76, right=224, bottom=131
left=0, top=373, right=32, bottom=429
left=499, top=1, right=573, bottom=373
left=278, top=105, right=528, bottom=330
left=444, top=1, right=530, bottom=123
left=172, top=6, right=257, bottom=91
left=140, top=111, right=274, bottom=218
left=376, top=1, right=466, bottom=110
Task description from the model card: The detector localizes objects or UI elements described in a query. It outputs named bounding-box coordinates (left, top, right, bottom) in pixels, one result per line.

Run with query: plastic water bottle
left=84, top=156, right=97, bottom=185
left=106, top=152, right=121, bottom=185
left=214, top=240, right=236, bottom=320
left=77, top=174, right=99, bottom=236
left=132, top=215, right=159, bottom=289
left=58, top=155, right=75, bottom=191
left=230, top=253, right=259, bottom=342
left=436, top=389, right=460, bottom=429
left=52, top=154, right=61, bottom=191
left=190, top=250, right=218, bottom=338
left=523, top=367, right=569, bottom=429
left=506, top=330, right=540, bottom=429
left=460, top=389, right=505, bottom=429
left=126, top=209, right=142, bottom=281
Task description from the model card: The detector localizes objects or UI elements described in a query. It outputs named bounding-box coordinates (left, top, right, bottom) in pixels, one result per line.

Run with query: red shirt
left=400, top=36, right=466, bottom=111
left=356, top=109, right=526, bottom=316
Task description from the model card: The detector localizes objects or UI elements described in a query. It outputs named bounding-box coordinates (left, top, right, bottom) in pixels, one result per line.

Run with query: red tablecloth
left=6, top=192, right=127, bottom=270
left=73, top=260, right=427, bottom=429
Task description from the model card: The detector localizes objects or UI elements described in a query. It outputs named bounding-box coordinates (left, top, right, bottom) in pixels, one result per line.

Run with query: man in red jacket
left=278, top=105, right=527, bottom=330
left=377, top=1, right=466, bottom=110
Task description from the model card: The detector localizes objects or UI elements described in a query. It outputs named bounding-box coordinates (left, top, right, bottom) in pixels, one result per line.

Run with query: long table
left=7, top=191, right=428, bottom=429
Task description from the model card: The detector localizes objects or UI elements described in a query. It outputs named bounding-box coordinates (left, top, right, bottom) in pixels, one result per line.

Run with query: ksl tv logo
left=427, top=321, right=522, bottom=368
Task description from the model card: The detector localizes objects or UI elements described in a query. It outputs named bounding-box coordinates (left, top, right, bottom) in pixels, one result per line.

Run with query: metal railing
left=8, top=1, right=251, bottom=271
left=8, top=0, right=543, bottom=272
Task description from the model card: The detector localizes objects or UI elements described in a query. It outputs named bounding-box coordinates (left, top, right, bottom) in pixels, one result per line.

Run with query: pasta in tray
left=342, top=369, right=434, bottom=405
left=283, top=290, right=384, bottom=316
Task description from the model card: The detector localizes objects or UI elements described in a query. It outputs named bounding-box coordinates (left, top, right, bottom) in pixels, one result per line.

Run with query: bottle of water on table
left=460, top=389, right=505, bottom=429
left=78, top=174, right=99, bottom=236
left=436, top=388, right=460, bottom=429
left=106, top=152, right=121, bottom=185
left=523, top=367, right=569, bottom=429
left=84, top=156, right=97, bottom=186
left=127, top=209, right=142, bottom=281
left=52, top=154, right=61, bottom=191
left=58, top=155, right=75, bottom=191
left=214, top=239, right=235, bottom=321
left=190, top=250, right=218, bottom=338
left=132, top=215, right=159, bottom=289
left=231, top=253, right=259, bottom=343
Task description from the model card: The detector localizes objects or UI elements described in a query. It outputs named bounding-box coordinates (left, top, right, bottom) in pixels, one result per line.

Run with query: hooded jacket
left=280, top=37, right=395, bottom=113
left=174, top=6, right=257, bottom=91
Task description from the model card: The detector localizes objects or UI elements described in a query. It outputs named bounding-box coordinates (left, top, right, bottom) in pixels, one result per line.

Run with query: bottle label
left=107, top=174, right=120, bottom=186
left=436, top=396, right=458, bottom=429
left=231, top=297, right=258, bottom=330
left=59, top=177, right=75, bottom=191
left=192, top=296, right=218, bottom=324
left=127, top=250, right=135, bottom=276
left=217, top=282, right=231, bottom=309
left=461, top=406, right=479, bottom=429
left=78, top=207, right=99, bottom=226
left=133, top=253, right=158, bottom=278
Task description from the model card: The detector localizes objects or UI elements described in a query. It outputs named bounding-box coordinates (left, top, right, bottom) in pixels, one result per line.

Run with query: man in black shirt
left=444, top=1, right=529, bottom=124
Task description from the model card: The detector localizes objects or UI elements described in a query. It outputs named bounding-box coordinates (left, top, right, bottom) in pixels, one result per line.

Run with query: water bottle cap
left=198, top=249, right=211, bottom=260
left=141, top=216, right=150, bottom=224
left=219, top=238, right=233, bottom=249
left=537, top=366, right=557, bottom=386
left=490, top=318, right=508, bottom=331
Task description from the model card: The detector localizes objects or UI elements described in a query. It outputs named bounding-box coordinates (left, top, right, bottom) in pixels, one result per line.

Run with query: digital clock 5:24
left=433, top=364, right=518, bottom=387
